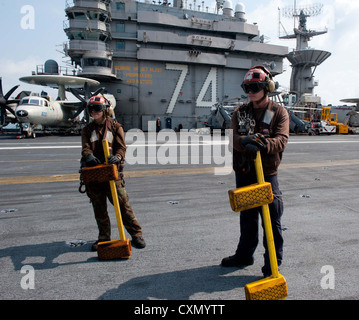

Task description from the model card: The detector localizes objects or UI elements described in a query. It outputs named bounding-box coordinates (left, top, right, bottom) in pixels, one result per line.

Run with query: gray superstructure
left=64, top=0, right=288, bottom=130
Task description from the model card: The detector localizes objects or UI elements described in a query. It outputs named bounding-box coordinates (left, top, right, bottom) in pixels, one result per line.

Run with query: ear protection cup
left=267, top=79, right=276, bottom=93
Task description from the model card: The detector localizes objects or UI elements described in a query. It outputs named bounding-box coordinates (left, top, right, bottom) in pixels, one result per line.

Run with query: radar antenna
left=215, top=0, right=225, bottom=13
left=281, top=2, right=324, bottom=20
left=279, top=2, right=327, bottom=48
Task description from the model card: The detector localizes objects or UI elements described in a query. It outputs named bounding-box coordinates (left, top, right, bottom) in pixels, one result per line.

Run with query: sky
left=0, top=0, right=358, bottom=106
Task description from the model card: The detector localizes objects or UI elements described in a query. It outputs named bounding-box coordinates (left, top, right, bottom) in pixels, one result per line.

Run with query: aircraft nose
left=16, top=109, right=29, bottom=117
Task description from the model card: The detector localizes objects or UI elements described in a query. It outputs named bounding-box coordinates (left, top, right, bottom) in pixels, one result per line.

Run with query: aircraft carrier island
left=63, top=0, right=288, bottom=131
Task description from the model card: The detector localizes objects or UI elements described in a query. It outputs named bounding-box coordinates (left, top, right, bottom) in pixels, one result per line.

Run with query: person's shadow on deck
left=99, top=265, right=260, bottom=300
left=0, top=240, right=96, bottom=271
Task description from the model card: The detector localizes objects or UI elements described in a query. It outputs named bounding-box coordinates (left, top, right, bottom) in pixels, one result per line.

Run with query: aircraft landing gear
left=19, top=123, right=37, bottom=138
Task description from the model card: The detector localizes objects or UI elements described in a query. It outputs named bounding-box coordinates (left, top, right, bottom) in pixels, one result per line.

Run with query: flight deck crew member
left=81, top=95, right=146, bottom=251
left=221, top=66, right=289, bottom=277
left=156, top=117, right=161, bottom=132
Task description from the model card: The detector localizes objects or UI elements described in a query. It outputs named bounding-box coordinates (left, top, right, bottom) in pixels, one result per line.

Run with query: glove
left=108, top=155, right=122, bottom=164
left=85, top=153, right=101, bottom=167
left=241, top=133, right=268, bottom=151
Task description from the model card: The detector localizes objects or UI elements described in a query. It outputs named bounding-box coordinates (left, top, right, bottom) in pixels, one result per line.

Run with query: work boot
left=91, top=241, right=99, bottom=252
left=262, top=264, right=281, bottom=278
left=221, top=255, right=254, bottom=267
left=131, top=236, right=146, bottom=249
left=262, top=266, right=271, bottom=278
left=91, top=239, right=110, bottom=251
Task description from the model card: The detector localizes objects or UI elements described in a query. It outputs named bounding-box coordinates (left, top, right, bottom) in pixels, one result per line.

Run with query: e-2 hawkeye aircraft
left=14, top=73, right=117, bottom=138
left=1, top=61, right=116, bottom=138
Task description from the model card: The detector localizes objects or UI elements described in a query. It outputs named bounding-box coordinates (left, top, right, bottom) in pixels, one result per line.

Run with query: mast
left=279, top=2, right=331, bottom=102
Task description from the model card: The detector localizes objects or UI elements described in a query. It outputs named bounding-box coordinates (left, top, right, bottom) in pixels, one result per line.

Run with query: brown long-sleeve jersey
left=81, top=117, right=127, bottom=164
left=231, top=100, right=290, bottom=176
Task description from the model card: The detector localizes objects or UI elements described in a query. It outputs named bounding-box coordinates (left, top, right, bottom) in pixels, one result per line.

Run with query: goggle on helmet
left=87, top=95, right=109, bottom=113
left=241, top=66, right=275, bottom=94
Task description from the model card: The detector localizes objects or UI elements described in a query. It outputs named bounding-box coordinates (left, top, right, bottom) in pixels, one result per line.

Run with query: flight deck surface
left=0, top=133, right=359, bottom=301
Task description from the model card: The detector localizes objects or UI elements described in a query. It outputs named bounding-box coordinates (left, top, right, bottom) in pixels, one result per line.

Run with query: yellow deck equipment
left=97, top=140, right=132, bottom=260
left=228, top=151, right=288, bottom=300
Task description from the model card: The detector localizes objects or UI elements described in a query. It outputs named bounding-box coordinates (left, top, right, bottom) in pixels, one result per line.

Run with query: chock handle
left=102, top=140, right=126, bottom=241
left=254, top=151, right=279, bottom=278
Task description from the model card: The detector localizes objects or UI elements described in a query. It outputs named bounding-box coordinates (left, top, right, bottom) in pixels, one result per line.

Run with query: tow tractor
left=321, top=106, right=348, bottom=134
left=309, top=119, right=336, bottom=135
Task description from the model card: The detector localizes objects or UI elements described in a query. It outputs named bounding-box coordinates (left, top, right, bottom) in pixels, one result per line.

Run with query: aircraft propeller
left=0, top=77, right=20, bottom=126
left=69, top=83, right=105, bottom=122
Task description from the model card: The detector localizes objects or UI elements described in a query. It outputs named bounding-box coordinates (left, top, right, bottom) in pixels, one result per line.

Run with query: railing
left=65, top=0, right=108, bottom=10
left=64, top=40, right=113, bottom=52
left=35, top=64, right=78, bottom=76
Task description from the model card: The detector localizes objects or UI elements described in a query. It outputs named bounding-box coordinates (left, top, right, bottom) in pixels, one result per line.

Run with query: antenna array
left=281, top=3, right=323, bottom=18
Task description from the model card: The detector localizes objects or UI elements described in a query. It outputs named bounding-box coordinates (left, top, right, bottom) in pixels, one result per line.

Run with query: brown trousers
left=86, top=181, right=142, bottom=241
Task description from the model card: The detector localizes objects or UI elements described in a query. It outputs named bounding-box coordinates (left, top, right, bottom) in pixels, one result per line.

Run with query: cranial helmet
left=241, top=65, right=276, bottom=94
left=87, top=95, right=109, bottom=113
